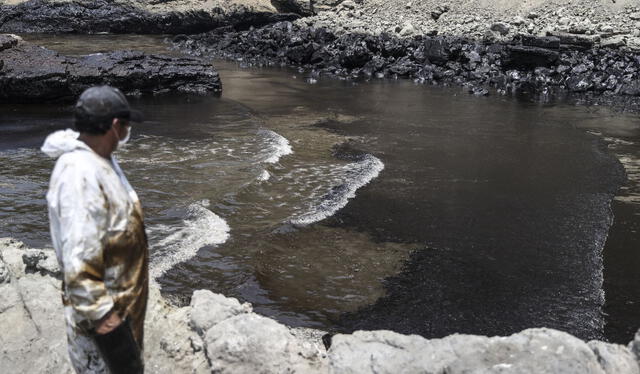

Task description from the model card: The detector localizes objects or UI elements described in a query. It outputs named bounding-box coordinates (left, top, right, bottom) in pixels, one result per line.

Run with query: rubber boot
left=92, top=319, right=143, bottom=374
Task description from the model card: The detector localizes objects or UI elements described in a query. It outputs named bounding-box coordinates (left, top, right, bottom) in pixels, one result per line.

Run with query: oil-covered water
left=1, top=34, right=638, bottom=343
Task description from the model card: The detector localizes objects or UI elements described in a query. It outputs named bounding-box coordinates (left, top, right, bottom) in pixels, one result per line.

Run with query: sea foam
left=289, top=154, right=384, bottom=226
left=257, top=170, right=271, bottom=182
left=258, top=129, right=293, bottom=164
left=149, top=200, right=230, bottom=281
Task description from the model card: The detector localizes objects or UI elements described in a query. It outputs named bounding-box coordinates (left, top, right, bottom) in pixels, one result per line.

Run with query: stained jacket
left=43, top=129, right=149, bottom=345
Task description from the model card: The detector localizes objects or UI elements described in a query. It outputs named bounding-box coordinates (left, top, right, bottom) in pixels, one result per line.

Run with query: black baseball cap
left=74, top=85, right=143, bottom=135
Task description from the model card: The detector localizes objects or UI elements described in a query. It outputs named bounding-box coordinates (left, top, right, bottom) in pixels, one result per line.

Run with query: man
left=42, top=86, right=148, bottom=374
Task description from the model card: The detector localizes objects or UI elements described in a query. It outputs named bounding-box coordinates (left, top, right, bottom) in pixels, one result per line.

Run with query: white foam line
left=289, top=154, right=384, bottom=226
left=149, top=201, right=230, bottom=282
left=259, top=129, right=293, bottom=164
left=257, top=170, right=271, bottom=182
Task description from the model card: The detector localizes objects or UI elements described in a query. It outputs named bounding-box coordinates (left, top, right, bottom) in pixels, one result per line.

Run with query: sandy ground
left=298, top=0, right=640, bottom=42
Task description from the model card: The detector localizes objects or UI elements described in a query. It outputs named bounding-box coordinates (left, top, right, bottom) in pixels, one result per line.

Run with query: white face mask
left=114, top=124, right=131, bottom=150
left=119, top=126, right=131, bottom=148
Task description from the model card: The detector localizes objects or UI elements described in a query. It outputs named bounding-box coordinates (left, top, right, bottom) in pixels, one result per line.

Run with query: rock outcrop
left=173, top=19, right=640, bottom=110
left=0, top=34, right=221, bottom=103
left=0, top=0, right=300, bottom=34
left=1, top=237, right=639, bottom=373
left=0, top=237, right=211, bottom=373
left=330, top=330, right=640, bottom=374
left=270, top=0, right=314, bottom=16
left=191, top=290, right=328, bottom=373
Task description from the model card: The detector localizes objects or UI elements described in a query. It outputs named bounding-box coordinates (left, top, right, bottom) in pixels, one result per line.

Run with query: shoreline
left=170, top=21, right=640, bottom=114
left=1, top=237, right=639, bottom=373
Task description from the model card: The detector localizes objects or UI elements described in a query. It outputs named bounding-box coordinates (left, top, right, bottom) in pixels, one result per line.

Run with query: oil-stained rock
left=172, top=21, right=640, bottom=107
left=0, top=35, right=221, bottom=103
left=0, top=0, right=299, bottom=34
left=507, top=45, right=559, bottom=68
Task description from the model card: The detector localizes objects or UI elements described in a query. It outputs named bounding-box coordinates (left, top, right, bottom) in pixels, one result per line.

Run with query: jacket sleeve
left=55, top=163, right=114, bottom=323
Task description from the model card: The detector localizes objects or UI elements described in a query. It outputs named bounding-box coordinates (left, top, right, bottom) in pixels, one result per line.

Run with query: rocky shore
left=172, top=16, right=640, bottom=111
left=0, top=34, right=221, bottom=103
left=0, top=0, right=300, bottom=34
left=2, top=237, right=640, bottom=373
left=4, top=0, right=640, bottom=108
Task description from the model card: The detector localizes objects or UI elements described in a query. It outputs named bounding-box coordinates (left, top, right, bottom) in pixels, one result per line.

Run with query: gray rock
left=0, top=34, right=19, bottom=51
left=630, top=12, right=640, bottom=21
left=313, top=0, right=345, bottom=12
left=549, top=31, right=599, bottom=49
left=465, top=50, right=481, bottom=63
left=339, top=0, right=357, bottom=10
left=600, top=24, right=615, bottom=34
left=511, top=16, right=526, bottom=26
left=271, top=0, right=313, bottom=15
left=601, top=35, right=627, bottom=48
left=527, top=12, right=540, bottom=19
left=588, top=341, right=640, bottom=374
left=290, top=327, right=328, bottom=350
left=144, top=286, right=210, bottom=374
left=0, top=238, right=27, bottom=277
left=22, top=250, right=47, bottom=272
left=189, top=289, right=252, bottom=335
left=0, top=238, right=211, bottom=374
left=430, top=5, right=450, bottom=21
left=329, top=328, right=618, bottom=373
left=399, top=22, right=416, bottom=36
left=566, top=74, right=593, bottom=92
left=22, top=249, right=60, bottom=277
left=470, top=86, right=489, bottom=96
left=0, top=260, right=9, bottom=283
left=490, top=22, right=510, bottom=36
left=569, top=21, right=592, bottom=34
left=627, top=37, right=640, bottom=51
left=37, top=255, right=60, bottom=276
left=204, top=313, right=328, bottom=373
left=0, top=240, right=74, bottom=373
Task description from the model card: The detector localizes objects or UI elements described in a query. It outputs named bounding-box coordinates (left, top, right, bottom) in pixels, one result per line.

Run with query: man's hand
left=95, top=311, right=122, bottom=335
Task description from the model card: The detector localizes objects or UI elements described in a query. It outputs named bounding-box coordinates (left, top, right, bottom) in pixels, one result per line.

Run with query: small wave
left=289, top=154, right=384, bottom=226
left=149, top=201, right=230, bottom=281
left=257, top=170, right=271, bottom=182
left=258, top=129, right=293, bottom=164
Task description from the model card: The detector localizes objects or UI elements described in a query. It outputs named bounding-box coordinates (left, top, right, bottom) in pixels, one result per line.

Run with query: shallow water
left=1, top=34, right=638, bottom=342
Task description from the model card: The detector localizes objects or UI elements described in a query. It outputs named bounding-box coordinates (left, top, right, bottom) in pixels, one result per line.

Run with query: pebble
left=399, top=22, right=416, bottom=36
left=490, top=22, right=510, bottom=36
left=599, top=24, right=614, bottom=33
left=511, top=16, right=526, bottom=26
left=527, top=12, right=540, bottom=19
